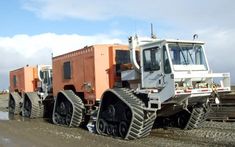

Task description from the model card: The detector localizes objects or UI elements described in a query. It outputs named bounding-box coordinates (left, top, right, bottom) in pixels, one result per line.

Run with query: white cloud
left=22, top=0, right=114, bottom=20
left=0, top=33, right=123, bottom=89
left=2, top=0, right=233, bottom=89
left=0, top=33, right=123, bottom=57
left=21, top=0, right=235, bottom=28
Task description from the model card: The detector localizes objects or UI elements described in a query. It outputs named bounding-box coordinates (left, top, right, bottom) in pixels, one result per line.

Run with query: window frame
left=63, top=61, right=72, bottom=79
left=163, top=45, right=172, bottom=74
left=143, top=47, right=161, bottom=72
left=13, top=75, right=17, bottom=87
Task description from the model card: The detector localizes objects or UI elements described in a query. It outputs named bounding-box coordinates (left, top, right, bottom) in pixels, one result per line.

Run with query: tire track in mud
left=201, top=121, right=235, bottom=130
left=149, top=121, right=235, bottom=146
left=1, top=94, right=235, bottom=147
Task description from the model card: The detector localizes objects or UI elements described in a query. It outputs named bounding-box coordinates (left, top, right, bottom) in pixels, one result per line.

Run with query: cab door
left=141, top=46, right=164, bottom=89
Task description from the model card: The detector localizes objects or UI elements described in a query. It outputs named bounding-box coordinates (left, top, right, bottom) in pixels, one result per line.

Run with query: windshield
left=40, top=69, right=52, bottom=84
left=168, top=43, right=207, bottom=67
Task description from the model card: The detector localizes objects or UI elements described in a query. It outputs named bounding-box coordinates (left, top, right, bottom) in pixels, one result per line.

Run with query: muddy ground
left=0, top=94, right=235, bottom=147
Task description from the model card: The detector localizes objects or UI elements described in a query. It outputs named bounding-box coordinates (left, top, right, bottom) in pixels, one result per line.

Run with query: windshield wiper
left=177, top=43, right=188, bottom=65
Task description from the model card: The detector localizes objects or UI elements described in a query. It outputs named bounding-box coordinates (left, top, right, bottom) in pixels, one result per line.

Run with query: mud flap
left=22, top=92, right=44, bottom=118
left=9, top=92, right=22, bottom=115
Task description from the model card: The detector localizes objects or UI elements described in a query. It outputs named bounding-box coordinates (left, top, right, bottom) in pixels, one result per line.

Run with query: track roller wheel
left=119, top=121, right=128, bottom=138
left=170, top=110, right=191, bottom=129
left=52, top=90, right=84, bottom=127
left=8, top=92, right=22, bottom=115
left=107, top=124, right=114, bottom=135
left=97, top=118, right=107, bottom=133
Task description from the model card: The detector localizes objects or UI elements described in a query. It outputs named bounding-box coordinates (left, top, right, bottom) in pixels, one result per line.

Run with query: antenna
left=151, top=23, right=157, bottom=39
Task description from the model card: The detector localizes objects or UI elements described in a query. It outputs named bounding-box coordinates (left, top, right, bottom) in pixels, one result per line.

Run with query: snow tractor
left=9, top=65, right=53, bottom=118
left=52, top=36, right=230, bottom=139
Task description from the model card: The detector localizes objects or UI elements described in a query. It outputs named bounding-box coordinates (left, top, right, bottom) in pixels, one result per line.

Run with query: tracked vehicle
left=9, top=65, right=53, bottom=118
left=52, top=36, right=230, bottom=139
left=96, top=36, right=231, bottom=139
left=52, top=45, right=129, bottom=127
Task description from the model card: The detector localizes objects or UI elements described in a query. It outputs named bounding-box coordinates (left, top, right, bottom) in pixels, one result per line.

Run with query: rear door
left=84, top=56, right=95, bottom=92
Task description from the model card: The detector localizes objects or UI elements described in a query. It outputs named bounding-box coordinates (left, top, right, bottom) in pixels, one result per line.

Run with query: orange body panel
left=52, top=44, right=128, bottom=103
left=9, top=66, right=38, bottom=93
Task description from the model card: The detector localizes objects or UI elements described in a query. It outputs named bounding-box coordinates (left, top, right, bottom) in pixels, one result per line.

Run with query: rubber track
left=9, top=92, right=22, bottom=115
left=121, top=89, right=157, bottom=138
left=141, top=110, right=157, bottom=137
left=53, top=90, right=84, bottom=127
left=98, top=88, right=156, bottom=140
left=184, top=106, right=206, bottom=129
left=23, top=92, right=44, bottom=118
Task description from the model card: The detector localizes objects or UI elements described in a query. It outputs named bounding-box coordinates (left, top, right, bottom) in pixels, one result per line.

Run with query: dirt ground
left=0, top=94, right=235, bottom=147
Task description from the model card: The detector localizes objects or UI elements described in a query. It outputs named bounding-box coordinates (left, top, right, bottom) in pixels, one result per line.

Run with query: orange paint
left=9, top=66, right=38, bottom=93
left=52, top=44, right=128, bottom=103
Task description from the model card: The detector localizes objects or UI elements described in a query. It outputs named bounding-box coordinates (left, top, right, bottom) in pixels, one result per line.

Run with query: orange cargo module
left=52, top=44, right=129, bottom=107
left=9, top=66, right=38, bottom=93
left=9, top=66, right=38, bottom=115
left=9, top=65, right=53, bottom=117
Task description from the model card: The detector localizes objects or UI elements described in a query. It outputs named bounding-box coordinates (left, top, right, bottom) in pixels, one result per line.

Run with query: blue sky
left=0, top=1, right=154, bottom=36
left=0, top=0, right=235, bottom=89
left=0, top=0, right=183, bottom=37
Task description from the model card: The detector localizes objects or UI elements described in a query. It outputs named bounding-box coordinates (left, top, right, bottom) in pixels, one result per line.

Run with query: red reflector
left=201, top=89, right=208, bottom=92
left=185, top=90, right=191, bottom=93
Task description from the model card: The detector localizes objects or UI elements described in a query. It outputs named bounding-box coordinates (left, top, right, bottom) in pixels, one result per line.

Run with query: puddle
left=87, top=121, right=96, bottom=133
left=0, top=111, right=9, bottom=120
left=87, top=111, right=97, bottom=133
left=0, top=111, right=30, bottom=121
left=1, top=137, right=11, bottom=144
left=0, top=137, right=17, bottom=147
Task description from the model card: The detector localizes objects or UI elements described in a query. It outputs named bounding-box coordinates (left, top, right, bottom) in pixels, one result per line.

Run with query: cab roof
left=139, top=38, right=205, bottom=47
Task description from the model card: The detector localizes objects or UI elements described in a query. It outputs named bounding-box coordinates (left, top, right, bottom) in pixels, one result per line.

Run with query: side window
left=163, top=46, right=172, bottom=74
left=116, top=50, right=130, bottom=64
left=63, top=61, right=71, bottom=79
left=143, top=47, right=160, bottom=72
left=43, top=71, right=49, bottom=84
left=115, top=50, right=130, bottom=76
left=195, top=47, right=203, bottom=65
left=13, top=75, right=17, bottom=87
left=39, top=70, right=44, bottom=80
